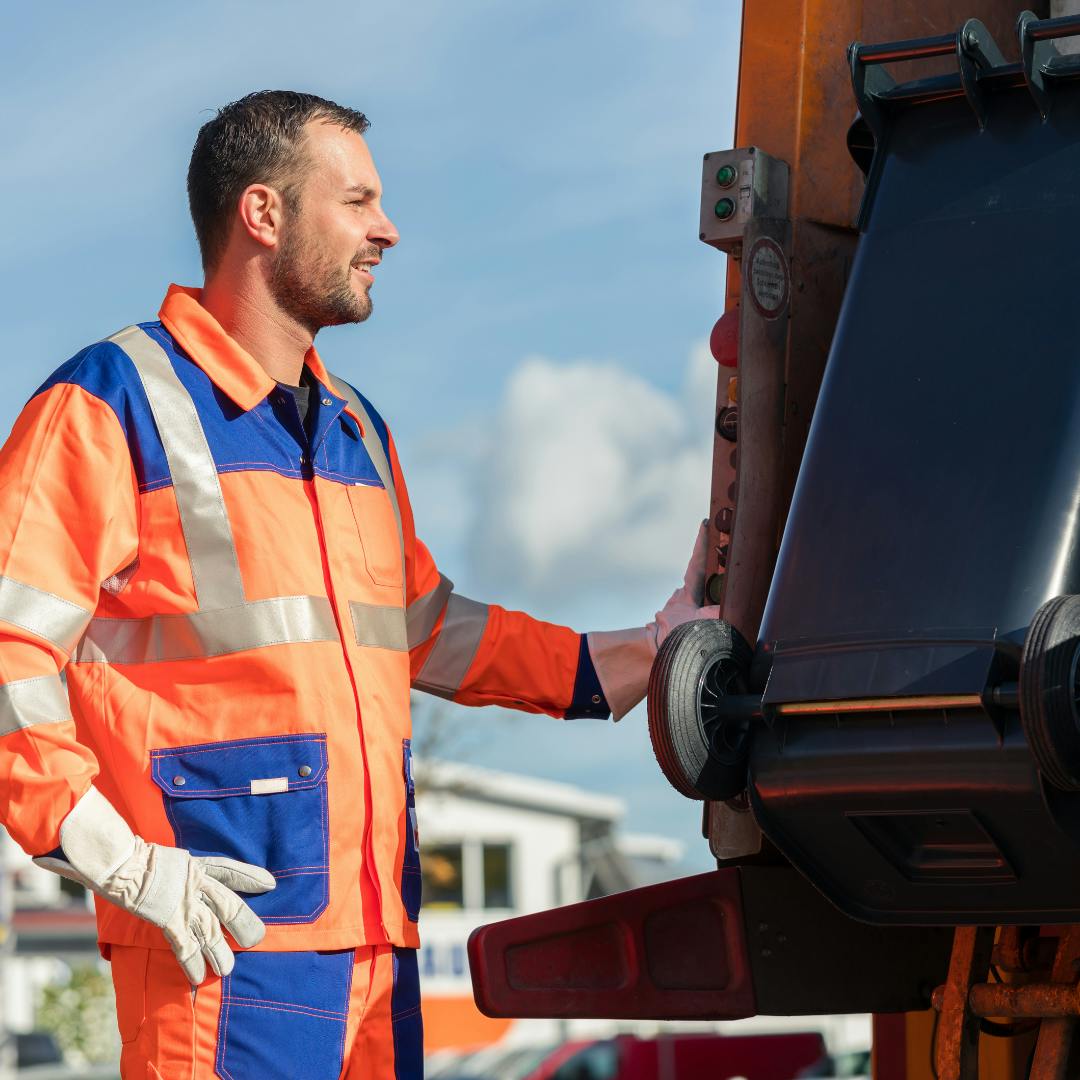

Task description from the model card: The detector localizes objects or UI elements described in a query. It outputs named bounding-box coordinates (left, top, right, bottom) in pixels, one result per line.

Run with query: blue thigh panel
left=215, top=950, right=353, bottom=1080
left=391, top=948, right=424, bottom=1080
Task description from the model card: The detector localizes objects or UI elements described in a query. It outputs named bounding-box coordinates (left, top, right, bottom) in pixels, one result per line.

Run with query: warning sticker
left=747, top=237, right=789, bottom=319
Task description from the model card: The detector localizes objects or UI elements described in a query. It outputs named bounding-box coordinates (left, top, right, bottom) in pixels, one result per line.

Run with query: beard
left=270, top=227, right=376, bottom=334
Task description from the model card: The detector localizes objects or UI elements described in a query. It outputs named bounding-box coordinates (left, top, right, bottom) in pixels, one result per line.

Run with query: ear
left=236, top=184, right=285, bottom=251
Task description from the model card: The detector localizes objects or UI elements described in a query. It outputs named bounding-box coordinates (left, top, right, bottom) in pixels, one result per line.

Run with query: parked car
left=428, top=1042, right=559, bottom=1080
left=522, top=1032, right=828, bottom=1080
left=13, top=1031, right=62, bottom=1069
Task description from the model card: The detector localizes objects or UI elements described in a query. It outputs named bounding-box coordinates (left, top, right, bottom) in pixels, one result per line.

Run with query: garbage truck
left=468, top=2, right=1080, bottom=1077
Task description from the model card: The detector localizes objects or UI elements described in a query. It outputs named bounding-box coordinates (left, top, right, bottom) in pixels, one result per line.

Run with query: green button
left=714, top=198, right=736, bottom=220
left=715, top=164, right=737, bottom=188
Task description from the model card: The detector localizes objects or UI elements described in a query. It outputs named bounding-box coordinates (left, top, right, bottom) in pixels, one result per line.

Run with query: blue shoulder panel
left=31, top=324, right=392, bottom=492
left=315, top=375, right=393, bottom=489
left=32, top=333, right=170, bottom=492
left=143, top=325, right=389, bottom=489
left=141, top=324, right=313, bottom=485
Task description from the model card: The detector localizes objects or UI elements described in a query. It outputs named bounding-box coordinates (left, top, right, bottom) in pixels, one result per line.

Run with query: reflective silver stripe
left=406, top=574, right=454, bottom=650
left=328, top=375, right=404, bottom=594
left=0, top=576, right=91, bottom=653
left=0, top=675, right=71, bottom=736
left=413, top=593, right=489, bottom=698
left=350, top=602, right=408, bottom=651
left=72, top=596, right=337, bottom=665
left=109, top=326, right=245, bottom=610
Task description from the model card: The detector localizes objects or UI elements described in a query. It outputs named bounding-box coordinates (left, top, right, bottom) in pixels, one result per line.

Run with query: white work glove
left=34, top=787, right=275, bottom=985
left=587, top=520, right=722, bottom=720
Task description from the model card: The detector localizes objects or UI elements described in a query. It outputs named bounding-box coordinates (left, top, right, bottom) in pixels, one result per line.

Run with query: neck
left=200, top=270, right=313, bottom=386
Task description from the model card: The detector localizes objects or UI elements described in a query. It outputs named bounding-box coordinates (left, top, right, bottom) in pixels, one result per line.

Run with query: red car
left=521, top=1032, right=829, bottom=1080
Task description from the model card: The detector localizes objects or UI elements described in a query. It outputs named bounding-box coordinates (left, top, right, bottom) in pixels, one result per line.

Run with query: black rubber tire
left=1020, top=594, right=1080, bottom=791
left=647, top=618, right=753, bottom=801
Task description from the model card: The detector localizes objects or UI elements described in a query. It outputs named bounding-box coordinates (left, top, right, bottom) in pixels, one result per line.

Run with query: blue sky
left=1, top=2, right=740, bottom=868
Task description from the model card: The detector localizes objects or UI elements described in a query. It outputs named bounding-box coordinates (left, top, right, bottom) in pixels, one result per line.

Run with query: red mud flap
left=469, top=868, right=753, bottom=1021
left=469, top=867, right=954, bottom=1020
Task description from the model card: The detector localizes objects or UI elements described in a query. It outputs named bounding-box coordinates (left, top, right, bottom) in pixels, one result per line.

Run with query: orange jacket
left=0, top=286, right=608, bottom=952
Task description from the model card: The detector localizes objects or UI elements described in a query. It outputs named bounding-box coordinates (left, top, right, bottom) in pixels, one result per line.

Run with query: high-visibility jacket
left=0, top=285, right=608, bottom=953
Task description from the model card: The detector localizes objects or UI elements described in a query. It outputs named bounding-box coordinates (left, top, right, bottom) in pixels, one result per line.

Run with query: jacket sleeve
left=0, top=377, right=140, bottom=856
left=389, top=432, right=609, bottom=719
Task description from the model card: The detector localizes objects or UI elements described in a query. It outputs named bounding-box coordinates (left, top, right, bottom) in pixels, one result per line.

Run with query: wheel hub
left=698, top=657, right=748, bottom=762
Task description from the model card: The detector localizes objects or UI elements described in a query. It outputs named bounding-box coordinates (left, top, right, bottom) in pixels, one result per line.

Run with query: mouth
left=351, top=260, right=379, bottom=285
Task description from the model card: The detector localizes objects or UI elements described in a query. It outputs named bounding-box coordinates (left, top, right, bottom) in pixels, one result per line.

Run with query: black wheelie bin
left=743, top=14, right=1080, bottom=926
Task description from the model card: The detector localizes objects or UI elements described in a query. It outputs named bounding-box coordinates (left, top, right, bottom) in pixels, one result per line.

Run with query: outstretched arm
left=392, top=430, right=715, bottom=721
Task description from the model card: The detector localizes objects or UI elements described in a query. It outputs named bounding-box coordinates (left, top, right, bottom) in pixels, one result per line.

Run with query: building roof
left=416, top=760, right=625, bottom=822
left=618, top=833, right=685, bottom=863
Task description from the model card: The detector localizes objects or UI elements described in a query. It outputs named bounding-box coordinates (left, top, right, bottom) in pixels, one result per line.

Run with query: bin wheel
left=1020, top=594, right=1080, bottom=791
left=647, top=618, right=753, bottom=801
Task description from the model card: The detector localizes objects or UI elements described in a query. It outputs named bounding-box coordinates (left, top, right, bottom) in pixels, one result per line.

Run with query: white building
left=413, top=759, right=671, bottom=1051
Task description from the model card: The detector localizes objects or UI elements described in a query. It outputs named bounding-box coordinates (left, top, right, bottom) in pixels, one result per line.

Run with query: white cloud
left=406, top=339, right=720, bottom=860
left=462, top=341, right=716, bottom=622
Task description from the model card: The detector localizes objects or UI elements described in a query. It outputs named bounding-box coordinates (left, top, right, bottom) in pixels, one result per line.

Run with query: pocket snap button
left=173, top=776, right=186, bottom=787
left=298, top=765, right=312, bottom=778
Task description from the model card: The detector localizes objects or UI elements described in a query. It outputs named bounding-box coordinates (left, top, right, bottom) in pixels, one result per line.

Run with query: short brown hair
left=187, top=90, right=370, bottom=271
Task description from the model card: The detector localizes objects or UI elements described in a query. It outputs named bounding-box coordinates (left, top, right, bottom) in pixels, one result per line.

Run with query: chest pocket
left=347, top=482, right=404, bottom=588
left=151, top=733, right=330, bottom=925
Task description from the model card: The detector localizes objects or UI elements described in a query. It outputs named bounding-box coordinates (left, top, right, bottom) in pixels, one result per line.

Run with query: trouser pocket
left=151, top=733, right=330, bottom=924
left=114, top=947, right=199, bottom=1079
left=216, top=950, right=353, bottom=1080
left=401, top=739, right=421, bottom=922
left=110, top=945, right=149, bottom=1045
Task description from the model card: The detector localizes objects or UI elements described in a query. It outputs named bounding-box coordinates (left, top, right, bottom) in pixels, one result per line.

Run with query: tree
left=36, top=963, right=119, bottom=1065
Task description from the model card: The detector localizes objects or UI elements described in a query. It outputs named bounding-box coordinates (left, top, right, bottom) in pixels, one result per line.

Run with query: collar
left=158, top=285, right=338, bottom=413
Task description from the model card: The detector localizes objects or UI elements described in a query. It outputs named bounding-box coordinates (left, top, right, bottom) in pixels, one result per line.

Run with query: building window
left=421, top=843, right=464, bottom=909
left=482, top=843, right=513, bottom=909
left=420, top=840, right=515, bottom=911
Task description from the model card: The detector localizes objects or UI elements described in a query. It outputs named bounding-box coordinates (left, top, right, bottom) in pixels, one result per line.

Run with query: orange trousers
left=110, top=944, right=423, bottom=1079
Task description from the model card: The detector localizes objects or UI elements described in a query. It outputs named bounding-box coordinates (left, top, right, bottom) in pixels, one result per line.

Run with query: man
left=0, top=91, right=717, bottom=1078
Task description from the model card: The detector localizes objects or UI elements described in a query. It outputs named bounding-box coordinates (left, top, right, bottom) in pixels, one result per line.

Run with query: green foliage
left=36, top=963, right=119, bottom=1065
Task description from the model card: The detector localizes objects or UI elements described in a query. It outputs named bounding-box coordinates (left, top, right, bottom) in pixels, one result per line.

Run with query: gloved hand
left=587, top=520, right=722, bottom=720
left=34, top=786, right=275, bottom=985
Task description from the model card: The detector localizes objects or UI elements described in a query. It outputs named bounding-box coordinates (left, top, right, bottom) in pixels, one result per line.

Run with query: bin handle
left=849, top=19, right=1006, bottom=137
left=1017, top=10, right=1080, bottom=120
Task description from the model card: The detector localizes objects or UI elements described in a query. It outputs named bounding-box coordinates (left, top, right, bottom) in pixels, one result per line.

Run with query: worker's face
left=270, top=122, right=399, bottom=333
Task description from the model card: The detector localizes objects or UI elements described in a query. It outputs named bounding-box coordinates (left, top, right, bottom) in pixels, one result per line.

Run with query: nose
left=371, top=208, right=399, bottom=251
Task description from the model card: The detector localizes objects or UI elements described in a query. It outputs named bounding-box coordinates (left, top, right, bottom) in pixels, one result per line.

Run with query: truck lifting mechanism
left=471, top=4, right=1080, bottom=1079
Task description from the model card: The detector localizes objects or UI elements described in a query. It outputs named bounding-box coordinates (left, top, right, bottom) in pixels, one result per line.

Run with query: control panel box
left=699, top=147, right=789, bottom=253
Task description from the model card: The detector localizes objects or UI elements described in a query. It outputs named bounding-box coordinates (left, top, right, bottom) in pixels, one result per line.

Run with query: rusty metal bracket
left=934, top=926, right=995, bottom=1080
left=1029, top=926, right=1080, bottom=1080
left=930, top=927, right=1080, bottom=1078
